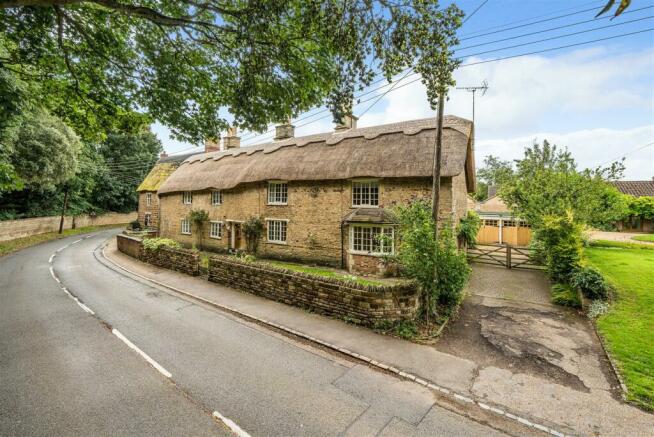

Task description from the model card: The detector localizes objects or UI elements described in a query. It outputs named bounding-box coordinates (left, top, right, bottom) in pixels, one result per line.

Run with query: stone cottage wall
left=138, top=191, right=160, bottom=229
left=208, top=255, right=419, bottom=324
left=158, top=176, right=466, bottom=270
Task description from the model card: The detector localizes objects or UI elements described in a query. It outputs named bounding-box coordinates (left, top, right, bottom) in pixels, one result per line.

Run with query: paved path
left=103, top=235, right=654, bottom=436
left=589, top=230, right=654, bottom=244
left=1, top=230, right=507, bottom=436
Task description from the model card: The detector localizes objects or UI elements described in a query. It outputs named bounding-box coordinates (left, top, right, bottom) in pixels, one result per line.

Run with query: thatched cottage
left=156, top=116, right=476, bottom=274
left=137, top=152, right=201, bottom=229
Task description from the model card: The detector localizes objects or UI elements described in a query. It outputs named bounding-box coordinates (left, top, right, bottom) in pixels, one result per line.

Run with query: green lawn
left=632, top=234, right=654, bottom=243
left=0, top=224, right=126, bottom=257
left=585, top=246, right=654, bottom=411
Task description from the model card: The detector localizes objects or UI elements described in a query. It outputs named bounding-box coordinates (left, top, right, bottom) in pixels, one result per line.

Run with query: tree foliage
left=1, top=1, right=463, bottom=142
left=500, top=140, right=628, bottom=229
left=3, top=107, right=82, bottom=191
left=625, top=195, right=654, bottom=220
left=243, top=216, right=264, bottom=254
left=596, top=0, right=631, bottom=18
left=535, top=212, right=583, bottom=284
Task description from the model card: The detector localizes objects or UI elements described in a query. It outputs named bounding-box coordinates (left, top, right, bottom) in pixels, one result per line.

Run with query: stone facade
left=158, top=176, right=466, bottom=274
left=138, top=191, right=160, bottom=229
left=208, top=255, right=419, bottom=324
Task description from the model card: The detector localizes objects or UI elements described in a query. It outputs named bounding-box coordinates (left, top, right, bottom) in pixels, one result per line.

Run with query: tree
left=4, top=107, right=82, bottom=191
left=1, top=1, right=462, bottom=143
left=474, top=155, right=514, bottom=201
left=500, top=140, right=628, bottom=229
left=188, top=209, right=209, bottom=250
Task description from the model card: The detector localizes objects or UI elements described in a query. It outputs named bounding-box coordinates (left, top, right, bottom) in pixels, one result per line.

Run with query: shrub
left=129, top=220, right=141, bottom=230
left=534, top=212, right=583, bottom=283
left=142, top=237, right=183, bottom=251
left=571, top=266, right=610, bottom=300
left=587, top=300, right=609, bottom=319
left=456, top=210, right=481, bottom=247
left=242, top=216, right=264, bottom=253
left=394, top=200, right=470, bottom=318
left=551, top=283, right=581, bottom=308
left=187, top=209, right=209, bottom=249
left=393, top=319, right=418, bottom=339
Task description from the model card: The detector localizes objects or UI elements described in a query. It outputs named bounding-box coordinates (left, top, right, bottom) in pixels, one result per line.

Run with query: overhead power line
left=462, top=0, right=489, bottom=25
left=239, top=2, right=611, bottom=142
left=597, top=141, right=654, bottom=167
left=240, top=27, right=653, bottom=146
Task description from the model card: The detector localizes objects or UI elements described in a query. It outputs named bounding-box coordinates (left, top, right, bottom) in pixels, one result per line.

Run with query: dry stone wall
left=116, top=234, right=199, bottom=276
left=207, top=255, right=419, bottom=325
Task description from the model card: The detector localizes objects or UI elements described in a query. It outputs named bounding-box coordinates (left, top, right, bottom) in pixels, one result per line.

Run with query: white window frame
left=266, top=218, right=288, bottom=244
left=182, top=191, right=193, bottom=204
left=267, top=181, right=288, bottom=205
left=144, top=212, right=152, bottom=227
left=181, top=218, right=191, bottom=235
left=351, top=179, right=380, bottom=207
left=145, top=192, right=152, bottom=207
left=211, top=190, right=223, bottom=206
left=349, top=224, right=394, bottom=256
left=209, top=221, right=223, bottom=239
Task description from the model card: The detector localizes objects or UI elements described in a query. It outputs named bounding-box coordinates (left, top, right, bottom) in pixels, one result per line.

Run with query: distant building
left=474, top=194, right=532, bottom=247
left=611, top=178, right=654, bottom=232
left=136, top=151, right=200, bottom=229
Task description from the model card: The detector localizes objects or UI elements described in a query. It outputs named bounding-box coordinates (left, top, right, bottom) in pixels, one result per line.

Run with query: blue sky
left=153, top=0, right=654, bottom=179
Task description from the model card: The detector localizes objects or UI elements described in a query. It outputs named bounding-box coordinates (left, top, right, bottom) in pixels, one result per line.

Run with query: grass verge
left=0, top=224, right=126, bottom=257
left=585, top=246, right=654, bottom=411
left=631, top=234, right=654, bottom=243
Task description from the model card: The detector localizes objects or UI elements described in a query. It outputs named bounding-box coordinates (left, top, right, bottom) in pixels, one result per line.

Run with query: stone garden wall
left=116, top=234, right=199, bottom=276
left=208, top=255, right=419, bottom=325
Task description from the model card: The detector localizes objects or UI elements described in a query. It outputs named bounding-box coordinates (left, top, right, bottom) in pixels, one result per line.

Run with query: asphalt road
left=1, top=230, right=507, bottom=436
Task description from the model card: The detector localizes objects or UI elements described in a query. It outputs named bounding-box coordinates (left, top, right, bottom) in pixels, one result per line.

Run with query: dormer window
left=267, top=181, right=288, bottom=205
left=352, top=180, right=379, bottom=207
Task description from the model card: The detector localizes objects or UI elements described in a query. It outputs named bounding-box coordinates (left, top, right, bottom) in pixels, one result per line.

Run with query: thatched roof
left=158, top=116, right=475, bottom=195
left=137, top=151, right=200, bottom=192
left=611, top=180, right=654, bottom=197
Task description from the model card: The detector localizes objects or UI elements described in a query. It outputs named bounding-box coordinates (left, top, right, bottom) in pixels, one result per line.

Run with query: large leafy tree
left=474, top=155, right=514, bottom=201
left=0, top=1, right=463, bottom=143
left=500, top=140, right=628, bottom=229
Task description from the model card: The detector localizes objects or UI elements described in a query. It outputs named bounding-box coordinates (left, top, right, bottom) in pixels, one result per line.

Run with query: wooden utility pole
left=58, top=187, right=69, bottom=234
left=427, top=93, right=446, bottom=322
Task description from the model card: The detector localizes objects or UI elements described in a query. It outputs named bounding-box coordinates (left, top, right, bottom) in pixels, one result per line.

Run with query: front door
left=229, top=222, right=242, bottom=251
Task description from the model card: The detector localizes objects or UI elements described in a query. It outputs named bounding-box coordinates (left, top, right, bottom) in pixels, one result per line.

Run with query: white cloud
left=476, top=125, right=654, bottom=180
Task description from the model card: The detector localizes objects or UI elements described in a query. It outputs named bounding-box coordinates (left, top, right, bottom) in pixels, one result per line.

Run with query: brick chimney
left=274, top=119, right=295, bottom=141
left=335, top=114, right=358, bottom=132
left=204, top=137, right=220, bottom=153
left=223, top=126, right=240, bottom=150
left=159, top=151, right=168, bottom=159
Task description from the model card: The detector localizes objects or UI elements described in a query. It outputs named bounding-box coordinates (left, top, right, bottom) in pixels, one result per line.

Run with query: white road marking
left=49, top=254, right=55, bottom=263
left=111, top=329, right=172, bottom=378
left=71, top=239, right=83, bottom=245
left=212, top=411, right=251, bottom=437
left=76, top=301, right=95, bottom=315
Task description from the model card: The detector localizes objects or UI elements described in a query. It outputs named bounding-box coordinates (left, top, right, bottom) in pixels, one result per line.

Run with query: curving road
left=1, top=230, right=507, bottom=436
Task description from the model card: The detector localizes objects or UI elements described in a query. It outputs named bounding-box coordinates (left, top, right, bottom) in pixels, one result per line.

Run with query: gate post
left=506, top=244, right=512, bottom=269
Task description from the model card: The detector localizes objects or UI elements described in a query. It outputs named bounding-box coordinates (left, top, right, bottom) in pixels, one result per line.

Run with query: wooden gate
left=467, top=244, right=543, bottom=270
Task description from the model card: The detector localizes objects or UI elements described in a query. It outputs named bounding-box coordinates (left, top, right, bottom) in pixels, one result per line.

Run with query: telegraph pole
left=456, top=80, right=488, bottom=123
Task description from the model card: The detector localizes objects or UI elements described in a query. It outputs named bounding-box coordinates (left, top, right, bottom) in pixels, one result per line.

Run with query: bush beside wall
left=207, top=255, right=420, bottom=325
left=117, top=234, right=199, bottom=276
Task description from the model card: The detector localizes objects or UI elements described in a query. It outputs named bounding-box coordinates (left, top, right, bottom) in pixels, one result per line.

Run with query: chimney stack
left=335, top=113, right=358, bottom=132
left=274, top=118, right=295, bottom=141
left=223, top=126, right=240, bottom=149
left=159, top=151, right=168, bottom=159
left=204, top=137, right=220, bottom=153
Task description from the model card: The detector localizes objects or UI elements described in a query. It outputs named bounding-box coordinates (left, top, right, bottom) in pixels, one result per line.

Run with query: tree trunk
left=58, top=187, right=69, bottom=234
left=427, top=94, right=446, bottom=322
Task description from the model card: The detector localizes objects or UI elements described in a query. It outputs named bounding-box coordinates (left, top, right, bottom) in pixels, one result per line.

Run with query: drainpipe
left=341, top=220, right=345, bottom=269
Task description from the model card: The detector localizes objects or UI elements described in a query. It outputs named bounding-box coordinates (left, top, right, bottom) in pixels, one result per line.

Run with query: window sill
left=181, top=232, right=191, bottom=236
left=348, top=250, right=392, bottom=258
left=267, top=240, right=287, bottom=245
left=267, top=203, right=288, bottom=206
left=209, top=236, right=222, bottom=240
left=351, top=204, right=379, bottom=208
